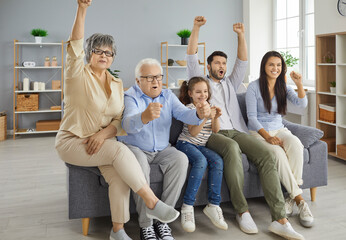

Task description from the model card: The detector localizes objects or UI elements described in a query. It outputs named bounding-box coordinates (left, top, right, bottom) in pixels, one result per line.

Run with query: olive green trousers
left=206, top=129, right=286, bottom=221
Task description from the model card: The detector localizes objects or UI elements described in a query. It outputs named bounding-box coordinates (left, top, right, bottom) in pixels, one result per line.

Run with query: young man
left=118, top=58, right=210, bottom=240
left=185, top=16, right=304, bottom=240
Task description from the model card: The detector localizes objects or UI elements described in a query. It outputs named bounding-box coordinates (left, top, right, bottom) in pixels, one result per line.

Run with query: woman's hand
left=77, top=0, right=92, bottom=8
left=290, top=71, right=303, bottom=87
left=265, top=136, right=283, bottom=147
left=82, top=131, right=105, bottom=155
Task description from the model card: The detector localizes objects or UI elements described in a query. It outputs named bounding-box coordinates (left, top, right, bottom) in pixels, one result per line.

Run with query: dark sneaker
left=154, top=221, right=174, bottom=240
left=140, top=226, right=158, bottom=240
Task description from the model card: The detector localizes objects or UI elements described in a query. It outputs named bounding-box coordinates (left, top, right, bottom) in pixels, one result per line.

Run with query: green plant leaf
left=280, top=51, right=299, bottom=67
left=176, top=29, right=191, bottom=38
left=107, top=68, right=120, bottom=78
left=31, top=28, right=48, bottom=37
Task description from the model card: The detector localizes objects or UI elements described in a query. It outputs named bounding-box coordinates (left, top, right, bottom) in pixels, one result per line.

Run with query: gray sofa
left=65, top=93, right=328, bottom=235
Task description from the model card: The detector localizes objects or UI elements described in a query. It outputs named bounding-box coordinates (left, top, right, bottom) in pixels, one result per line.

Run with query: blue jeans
left=176, top=140, right=223, bottom=205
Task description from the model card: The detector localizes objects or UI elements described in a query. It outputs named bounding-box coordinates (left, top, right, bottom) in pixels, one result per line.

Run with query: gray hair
left=85, top=33, right=116, bottom=63
left=135, top=58, right=163, bottom=79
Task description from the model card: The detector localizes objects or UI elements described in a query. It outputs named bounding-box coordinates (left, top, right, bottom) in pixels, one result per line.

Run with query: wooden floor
left=1, top=135, right=346, bottom=240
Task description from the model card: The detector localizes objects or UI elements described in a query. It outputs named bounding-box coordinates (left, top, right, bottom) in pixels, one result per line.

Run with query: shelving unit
left=316, top=32, right=346, bottom=161
left=13, top=40, right=64, bottom=139
left=160, top=42, right=206, bottom=89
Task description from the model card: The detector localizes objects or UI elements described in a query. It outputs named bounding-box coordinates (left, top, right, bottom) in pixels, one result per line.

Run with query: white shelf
left=317, top=63, right=336, bottom=66
left=15, top=109, right=62, bottom=114
left=15, top=130, right=58, bottom=135
left=15, top=66, right=62, bottom=69
left=338, top=124, right=346, bottom=129
left=317, top=91, right=336, bottom=96
left=15, top=42, right=62, bottom=46
left=338, top=94, right=346, bottom=98
left=165, top=44, right=205, bottom=48
left=161, top=65, right=204, bottom=69
left=317, top=120, right=337, bottom=126
left=337, top=63, right=346, bottom=66
left=15, top=90, right=61, bottom=93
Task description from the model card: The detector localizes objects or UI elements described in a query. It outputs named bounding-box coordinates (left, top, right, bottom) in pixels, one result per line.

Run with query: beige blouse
left=59, top=38, right=126, bottom=138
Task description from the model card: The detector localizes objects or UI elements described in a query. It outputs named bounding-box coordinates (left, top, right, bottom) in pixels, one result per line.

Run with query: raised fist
left=194, top=16, right=207, bottom=27
left=78, top=0, right=92, bottom=8
left=233, top=23, right=245, bottom=35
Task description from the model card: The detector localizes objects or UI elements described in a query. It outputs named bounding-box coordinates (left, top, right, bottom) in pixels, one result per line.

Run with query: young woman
left=245, top=51, right=314, bottom=228
left=176, top=77, right=227, bottom=232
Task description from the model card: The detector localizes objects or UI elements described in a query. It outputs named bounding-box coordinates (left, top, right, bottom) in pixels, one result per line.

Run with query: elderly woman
left=55, top=1, right=179, bottom=240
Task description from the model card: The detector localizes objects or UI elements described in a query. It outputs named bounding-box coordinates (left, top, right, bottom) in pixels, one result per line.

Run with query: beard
left=210, top=66, right=225, bottom=80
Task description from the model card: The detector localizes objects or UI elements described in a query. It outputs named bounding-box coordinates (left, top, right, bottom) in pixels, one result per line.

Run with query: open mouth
left=152, top=86, right=158, bottom=90
left=219, top=70, right=224, bottom=75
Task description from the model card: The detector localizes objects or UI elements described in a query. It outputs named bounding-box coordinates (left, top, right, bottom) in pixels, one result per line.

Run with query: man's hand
left=82, top=131, right=105, bottom=155
left=141, top=102, right=163, bottom=124
left=196, top=101, right=211, bottom=119
left=265, top=136, right=283, bottom=147
left=77, top=0, right=92, bottom=8
left=233, top=22, right=245, bottom=35
left=290, top=71, right=303, bottom=86
left=194, top=16, right=207, bottom=27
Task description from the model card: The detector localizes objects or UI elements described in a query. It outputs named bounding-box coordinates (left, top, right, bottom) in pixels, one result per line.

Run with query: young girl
left=176, top=77, right=227, bottom=232
left=246, top=51, right=314, bottom=228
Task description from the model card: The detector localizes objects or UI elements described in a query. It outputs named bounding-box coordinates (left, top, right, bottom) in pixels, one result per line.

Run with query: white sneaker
left=268, top=221, right=305, bottom=240
left=203, top=204, right=228, bottom=230
left=285, top=197, right=295, bottom=217
left=236, top=212, right=258, bottom=234
left=298, top=200, right=314, bottom=228
left=181, top=205, right=195, bottom=232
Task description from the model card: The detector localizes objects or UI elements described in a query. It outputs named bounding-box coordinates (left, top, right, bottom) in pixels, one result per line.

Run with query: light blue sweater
left=246, top=79, right=307, bottom=131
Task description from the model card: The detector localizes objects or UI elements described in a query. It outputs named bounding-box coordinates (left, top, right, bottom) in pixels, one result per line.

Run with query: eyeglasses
left=140, top=74, right=164, bottom=82
left=91, top=48, right=114, bottom=57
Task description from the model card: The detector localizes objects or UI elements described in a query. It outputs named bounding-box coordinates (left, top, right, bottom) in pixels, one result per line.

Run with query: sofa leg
left=82, top=218, right=90, bottom=236
left=310, top=187, right=317, bottom=202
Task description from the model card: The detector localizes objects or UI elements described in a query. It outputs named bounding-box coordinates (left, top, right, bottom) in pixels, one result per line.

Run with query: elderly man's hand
left=141, top=102, right=163, bottom=124
left=78, top=0, right=92, bottom=8
left=196, top=101, right=211, bottom=119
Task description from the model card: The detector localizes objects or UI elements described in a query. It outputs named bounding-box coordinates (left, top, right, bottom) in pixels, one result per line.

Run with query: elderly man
left=118, top=58, right=210, bottom=240
left=185, top=16, right=305, bottom=240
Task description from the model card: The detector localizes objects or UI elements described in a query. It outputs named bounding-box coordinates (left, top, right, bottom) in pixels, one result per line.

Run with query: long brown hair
left=259, top=51, right=287, bottom=115
left=179, top=77, right=211, bottom=105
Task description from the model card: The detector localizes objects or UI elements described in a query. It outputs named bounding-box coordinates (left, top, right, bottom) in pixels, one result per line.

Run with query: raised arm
left=233, top=23, right=247, bottom=61
left=70, top=0, right=92, bottom=40
left=187, top=16, right=206, bottom=55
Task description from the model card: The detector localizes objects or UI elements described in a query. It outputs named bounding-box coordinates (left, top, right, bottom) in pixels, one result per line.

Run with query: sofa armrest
left=283, top=119, right=324, bottom=148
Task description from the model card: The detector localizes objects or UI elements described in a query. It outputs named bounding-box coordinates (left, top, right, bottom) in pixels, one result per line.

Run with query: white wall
left=315, top=0, right=346, bottom=35
left=243, top=0, right=273, bottom=82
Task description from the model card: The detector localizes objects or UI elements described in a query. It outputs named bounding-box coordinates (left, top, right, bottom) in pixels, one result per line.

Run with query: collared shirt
left=118, top=85, right=202, bottom=152
left=59, top=38, right=126, bottom=138
left=186, top=53, right=249, bottom=132
left=246, top=79, right=308, bottom=131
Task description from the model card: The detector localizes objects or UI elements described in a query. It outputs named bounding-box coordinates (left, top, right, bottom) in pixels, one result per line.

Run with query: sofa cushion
left=283, top=119, right=324, bottom=148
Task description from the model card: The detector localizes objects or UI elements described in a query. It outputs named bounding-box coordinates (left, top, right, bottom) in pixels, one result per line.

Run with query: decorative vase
left=330, top=87, right=336, bottom=93
left=181, top=37, right=189, bottom=45
left=35, top=37, right=43, bottom=43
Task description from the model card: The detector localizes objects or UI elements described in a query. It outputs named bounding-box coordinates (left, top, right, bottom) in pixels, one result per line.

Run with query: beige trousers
left=249, top=128, right=304, bottom=199
left=55, top=130, right=146, bottom=223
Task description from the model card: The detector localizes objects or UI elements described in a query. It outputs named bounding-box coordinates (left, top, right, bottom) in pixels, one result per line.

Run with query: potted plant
left=168, top=59, right=174, bottom=66
left=31, top=28, right=48, bottom=43
left=280, top=51, right=299, bottom=81
left=107, top=68, right=120, bottom=78
left=329, top=81, right=336, bottom=93
left=177, top=29, right=191, bottom=45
